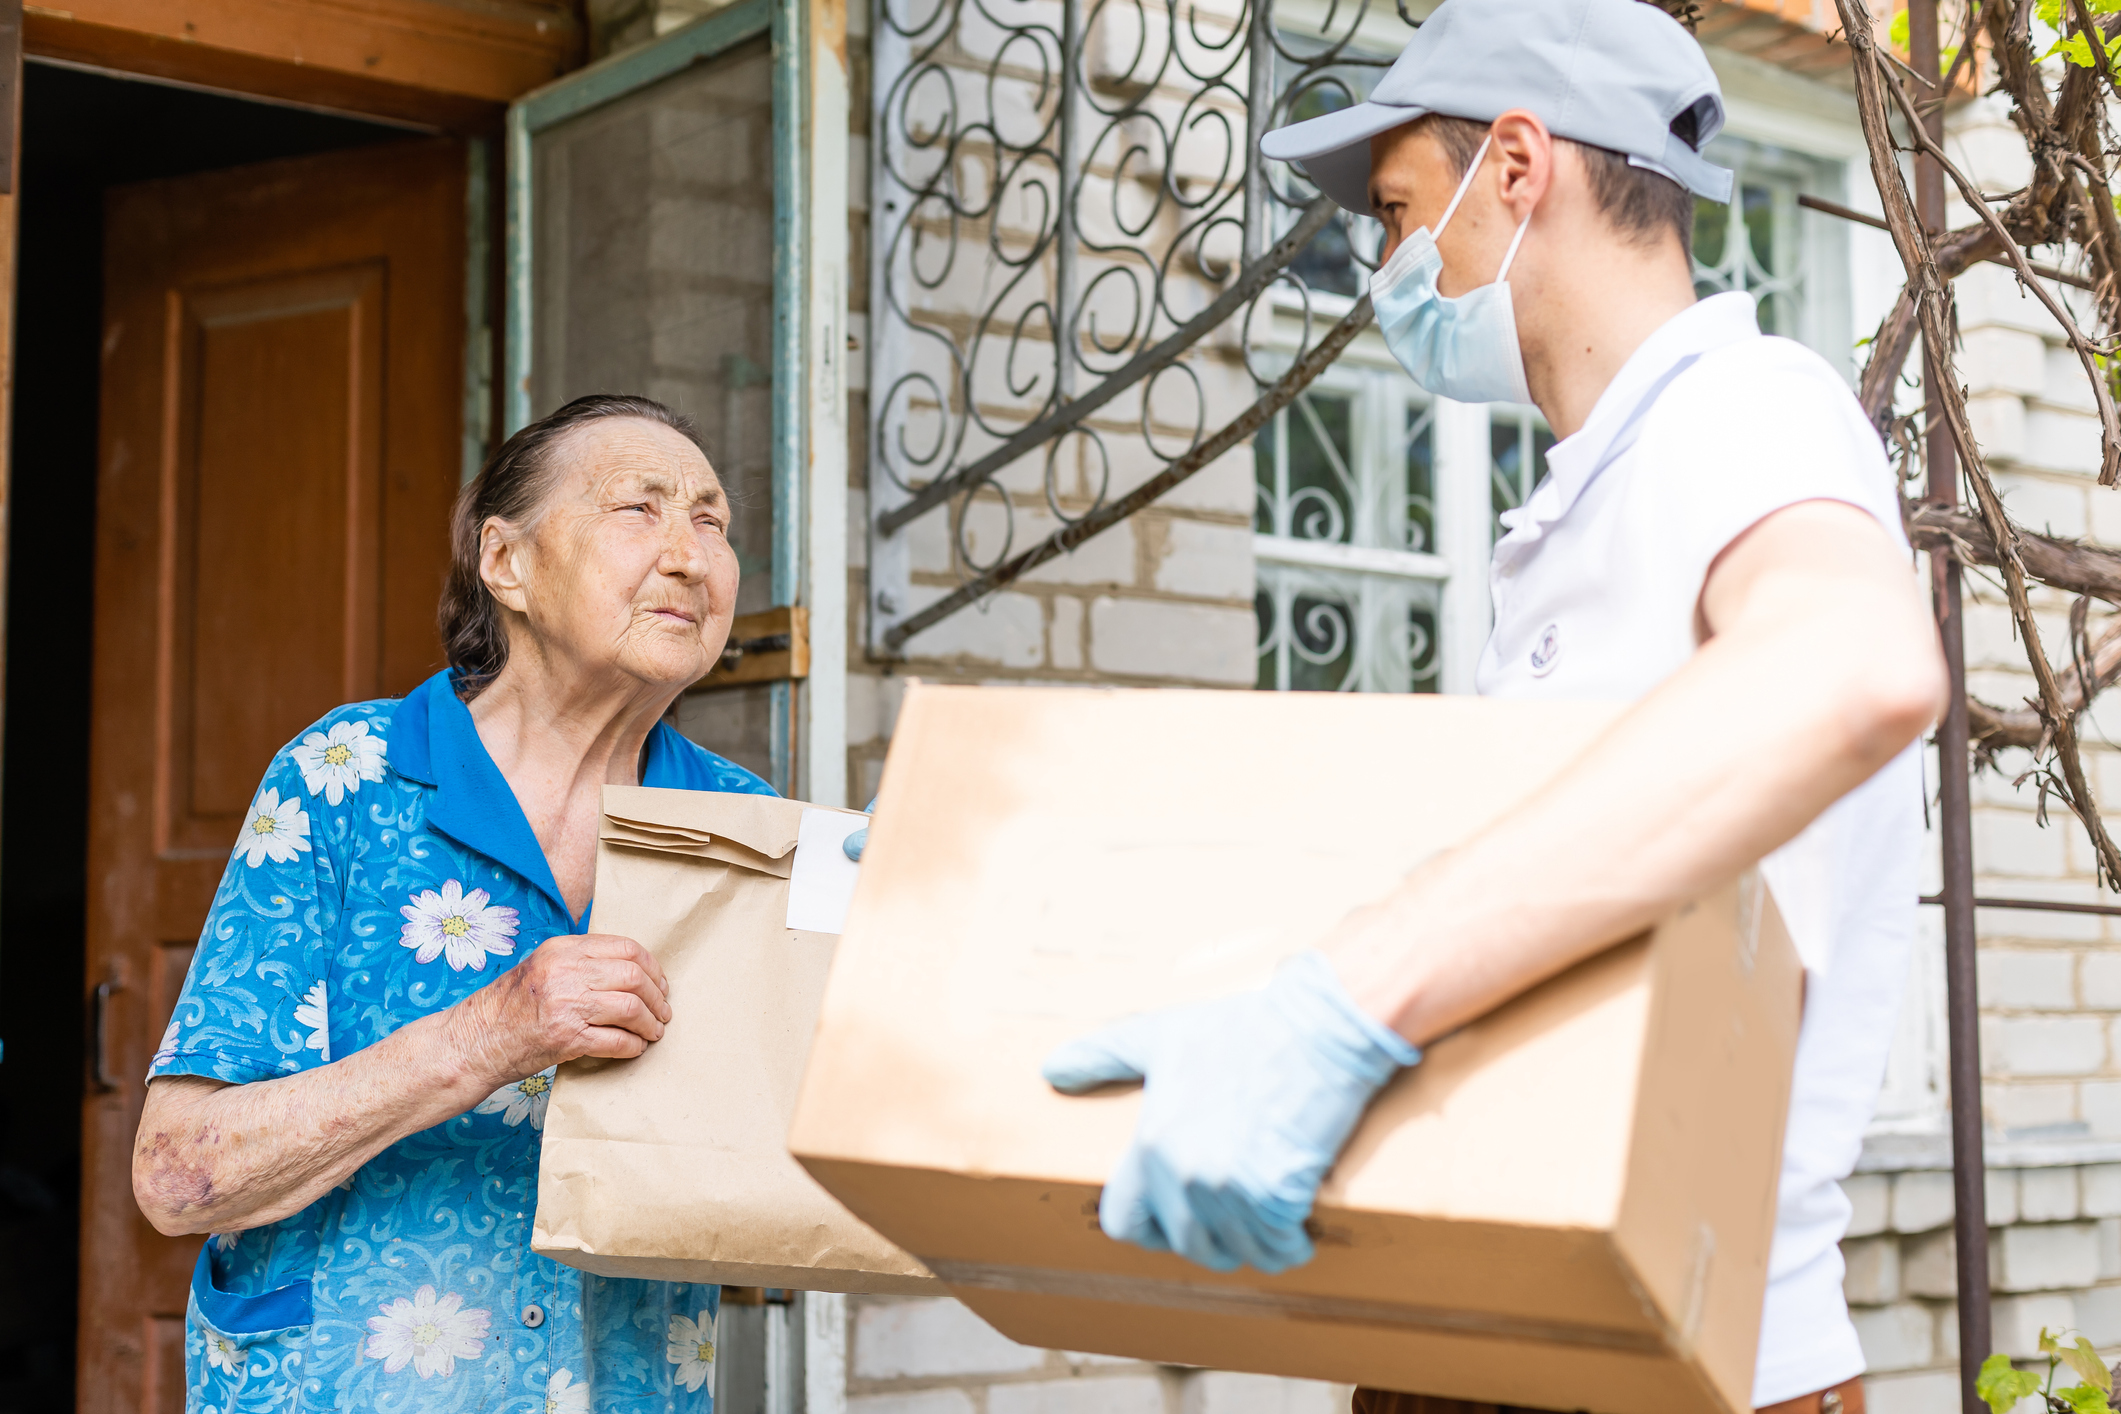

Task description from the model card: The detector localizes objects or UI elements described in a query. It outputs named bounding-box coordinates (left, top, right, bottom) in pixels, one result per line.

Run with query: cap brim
left=1259, top=100, right=1428, bottom=217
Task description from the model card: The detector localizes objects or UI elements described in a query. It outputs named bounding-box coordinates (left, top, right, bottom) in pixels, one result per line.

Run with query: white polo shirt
left=1476, top=292, right=1921, bottom=1406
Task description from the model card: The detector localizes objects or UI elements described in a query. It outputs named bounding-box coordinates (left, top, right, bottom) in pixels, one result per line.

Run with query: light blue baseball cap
left=1260, top=0, right=1734, bottom=216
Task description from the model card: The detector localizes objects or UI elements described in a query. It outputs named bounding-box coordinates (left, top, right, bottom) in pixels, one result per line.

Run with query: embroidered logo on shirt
left=1530, top=623, right=1562, bottom=676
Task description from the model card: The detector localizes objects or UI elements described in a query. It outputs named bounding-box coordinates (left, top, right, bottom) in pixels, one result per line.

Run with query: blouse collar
left=391, top=670, right=701, bottom=929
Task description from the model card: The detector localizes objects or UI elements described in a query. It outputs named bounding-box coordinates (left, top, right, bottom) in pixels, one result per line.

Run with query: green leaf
left=2062, top=1340, right=2113, bottom=1394
left=1890, top=8, right=1911, bottom=46
left=2043, top=1331, right=2067, bottom=1357
left=2037, top=0, right=2066, bottom=26
left=2041, top=19, right=2121, bottom=68
left=2053, top=1384, right=2112, bottom=1414
left=1980, top=1354, right=2045, bottom=1414
left=1982, top=1355, right=2046, bottom=1414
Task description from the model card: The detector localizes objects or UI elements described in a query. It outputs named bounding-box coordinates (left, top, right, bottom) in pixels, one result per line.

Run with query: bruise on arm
left=131, top=1008, right=491, bottom=1238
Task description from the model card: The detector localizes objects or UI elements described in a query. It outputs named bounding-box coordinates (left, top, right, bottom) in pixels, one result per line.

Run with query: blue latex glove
left=1041, top=950, right=1420, bottom=1274
left=842, top=798, right=879, bottom=862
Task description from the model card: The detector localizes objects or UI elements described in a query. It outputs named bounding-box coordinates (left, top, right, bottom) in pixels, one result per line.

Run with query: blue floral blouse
left=149, top=669, right=774, bottom=1414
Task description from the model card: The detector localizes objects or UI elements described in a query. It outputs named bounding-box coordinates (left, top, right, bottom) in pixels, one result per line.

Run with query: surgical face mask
left=1368, top=136, right=1533, bottom=405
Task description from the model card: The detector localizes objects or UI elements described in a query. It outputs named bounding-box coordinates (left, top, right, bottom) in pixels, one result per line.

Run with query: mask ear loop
left=1494, top=212, right=1533, bottom=284
left=1430, top=134, right=1492, bottom=240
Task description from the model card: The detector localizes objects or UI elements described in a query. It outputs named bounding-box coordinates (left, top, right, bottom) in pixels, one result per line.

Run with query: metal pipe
left=1921, top=894, right=2121, bottom=917
left=1908, top=0, right=1991, bottom=1403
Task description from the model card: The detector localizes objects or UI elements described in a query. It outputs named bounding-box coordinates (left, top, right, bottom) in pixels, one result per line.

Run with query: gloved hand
left=842, top=798, right=879, bottom=862
left=1041, top=951, right=1420, bottom=1274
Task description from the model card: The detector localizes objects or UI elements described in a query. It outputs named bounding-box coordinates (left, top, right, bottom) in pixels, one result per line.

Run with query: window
left=1690, top=136, right=1846, bottom=355
left=1253, top=373, right=1445, bottom=693
left=1252, top=355, right=1553, bottom=695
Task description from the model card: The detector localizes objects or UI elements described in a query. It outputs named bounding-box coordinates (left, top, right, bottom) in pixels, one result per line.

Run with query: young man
left=1040, top=1, right=1947, bottom=1411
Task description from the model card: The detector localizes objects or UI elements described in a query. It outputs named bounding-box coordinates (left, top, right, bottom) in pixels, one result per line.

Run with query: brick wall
left=826, top=1295, right=1348, bottom=1414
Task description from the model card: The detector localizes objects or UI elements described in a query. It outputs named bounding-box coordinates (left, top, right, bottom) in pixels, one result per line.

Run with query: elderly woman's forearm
left=132, top=1010, right=494, bottom=1236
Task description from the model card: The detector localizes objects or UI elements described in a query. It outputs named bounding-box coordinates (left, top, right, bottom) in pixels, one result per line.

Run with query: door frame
left=502, top=0, right=850, bottom=805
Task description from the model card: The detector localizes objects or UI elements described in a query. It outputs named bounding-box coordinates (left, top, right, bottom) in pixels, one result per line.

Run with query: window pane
left=1742, top=184, right=1776, bottom=281
left=532, top=38, right=776, bottom=616
left=1490, top=411, right=1553, bottom=542
left=1405, top=403, right=1435, bottom=554
left=1692, top=195, right=1726, bottom=271
left=1288, top=594, right=1354, bottom=690
left=1291, top=214, right=1362, bottom=298
left=1408, top=605, right=1440, bottom=694
left=1287, top=393, right=1354, bottom=544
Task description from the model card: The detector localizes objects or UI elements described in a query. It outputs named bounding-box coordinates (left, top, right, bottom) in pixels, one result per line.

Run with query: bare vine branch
left=1834, top=0, right=2121, bottom=887
left=1873, top=53, right=2121, bottom=484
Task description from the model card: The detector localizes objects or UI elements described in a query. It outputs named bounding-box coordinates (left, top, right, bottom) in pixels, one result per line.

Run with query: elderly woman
left=133, top=394, right=764, bottom=1413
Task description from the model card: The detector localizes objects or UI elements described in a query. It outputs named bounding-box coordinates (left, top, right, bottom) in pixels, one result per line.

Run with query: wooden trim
left=25, top=0, right=581, bottom=131
left=698, top=607, right=811, bottom=691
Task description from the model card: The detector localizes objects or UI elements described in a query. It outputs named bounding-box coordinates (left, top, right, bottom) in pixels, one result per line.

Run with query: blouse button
left=521, top=1304, right=546, bottom=1329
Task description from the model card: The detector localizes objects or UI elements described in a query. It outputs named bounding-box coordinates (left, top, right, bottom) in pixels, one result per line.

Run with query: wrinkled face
left=487, top=417, right=737, bottom=691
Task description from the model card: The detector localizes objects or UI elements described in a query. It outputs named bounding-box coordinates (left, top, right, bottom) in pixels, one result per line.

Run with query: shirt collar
left=1493, top=293, right=1761, bottom=565
left=391, top=670, right=707, bottom=928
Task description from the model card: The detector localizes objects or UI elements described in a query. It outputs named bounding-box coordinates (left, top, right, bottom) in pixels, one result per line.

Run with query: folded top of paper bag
left=601, top=785, right=802, bottom=877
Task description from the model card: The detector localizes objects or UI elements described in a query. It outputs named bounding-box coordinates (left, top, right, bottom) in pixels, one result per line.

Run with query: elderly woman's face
left=489, top=417, right=738, bottom=689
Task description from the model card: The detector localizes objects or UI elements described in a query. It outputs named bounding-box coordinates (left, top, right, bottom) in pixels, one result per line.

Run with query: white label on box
left=787, top=809, right=868, bottom=935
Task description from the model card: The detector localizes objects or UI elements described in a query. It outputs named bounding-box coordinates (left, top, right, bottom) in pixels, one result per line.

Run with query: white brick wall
left=1845, top=1158, right=2121, bottom=1408
left=836, top=1297, right=1350, bottom=1414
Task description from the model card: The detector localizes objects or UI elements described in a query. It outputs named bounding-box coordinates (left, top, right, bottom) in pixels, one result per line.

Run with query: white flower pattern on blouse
left=475, top=1067, right=556, bottom=1130
left=234, top=788, right=310, bottom=868
left=667, top=1310, right=716, bottom=1393
left=363, top=1285, right=492, bottom=1379
left=289, top=720, right=387, bottom=806
left=546, top=1368, right=591, bottom=1414
left=398, top=880, right=520, bottom=971
left=293, top=979, right=331, bottom=1062
left=201, top=1321, right=244, bottom=1377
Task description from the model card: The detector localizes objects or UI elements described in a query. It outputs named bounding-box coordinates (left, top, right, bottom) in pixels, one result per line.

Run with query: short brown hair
left=1414, top=113, right=1695, bottom=260
left=440, top=393, right=708, bottom=699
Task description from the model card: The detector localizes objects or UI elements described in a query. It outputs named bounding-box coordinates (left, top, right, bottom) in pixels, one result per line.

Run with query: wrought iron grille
left=865, top=0, right=1419, bottom=653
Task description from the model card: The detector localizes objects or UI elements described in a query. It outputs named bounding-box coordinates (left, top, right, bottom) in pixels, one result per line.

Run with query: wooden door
left=79, top=138, right=465, bottom=1414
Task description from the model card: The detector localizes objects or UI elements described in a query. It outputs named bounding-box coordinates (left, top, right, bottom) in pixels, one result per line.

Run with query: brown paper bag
left=532, top=784, right=938, bottom=1294
left=791, top=685, right=1803, bottom=1414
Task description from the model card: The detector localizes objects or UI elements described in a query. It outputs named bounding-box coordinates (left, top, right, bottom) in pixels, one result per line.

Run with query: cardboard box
left=790, top=685, right=1803, bottom=1414
left=532, top=785, right=938, bottom=1294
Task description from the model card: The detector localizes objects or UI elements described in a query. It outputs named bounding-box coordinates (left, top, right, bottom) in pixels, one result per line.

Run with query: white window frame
left=1253, top=295, right=1550, bottom=696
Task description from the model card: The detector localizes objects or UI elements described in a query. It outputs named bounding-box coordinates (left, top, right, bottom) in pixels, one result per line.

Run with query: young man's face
left=1367, top=122, right=1465, bottom=262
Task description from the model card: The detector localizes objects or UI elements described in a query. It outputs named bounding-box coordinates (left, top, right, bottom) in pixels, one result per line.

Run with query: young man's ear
left=1486, top=109, right=1554, bottom=221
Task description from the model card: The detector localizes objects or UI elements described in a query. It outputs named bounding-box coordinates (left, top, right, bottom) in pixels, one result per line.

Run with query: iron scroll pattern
left=866, top=0, right=1416, bottom=652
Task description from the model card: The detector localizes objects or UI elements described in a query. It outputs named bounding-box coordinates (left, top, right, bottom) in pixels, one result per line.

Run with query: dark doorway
left=0, top=64, right=410, bottom=1414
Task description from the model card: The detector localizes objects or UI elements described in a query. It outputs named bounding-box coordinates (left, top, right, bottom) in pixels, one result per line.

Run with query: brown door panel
left=80, top=137, right=465, bottom=1414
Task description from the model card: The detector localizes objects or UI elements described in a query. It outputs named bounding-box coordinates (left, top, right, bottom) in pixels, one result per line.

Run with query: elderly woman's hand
left=447, top=933, right=673, bottom=1086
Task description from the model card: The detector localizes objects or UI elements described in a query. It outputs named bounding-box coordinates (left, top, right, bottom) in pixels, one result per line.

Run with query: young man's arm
left=1043, top=499, right=1945, bottom=1273
left=1330, top=497, right=1943, bottom=1041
